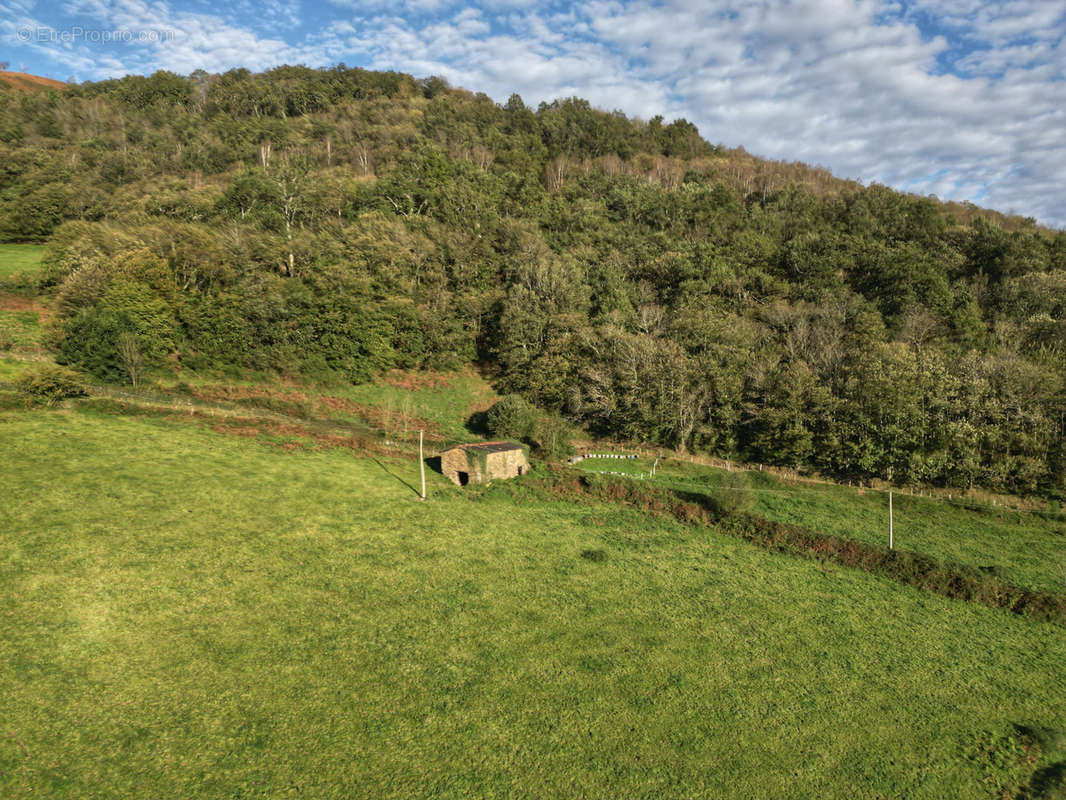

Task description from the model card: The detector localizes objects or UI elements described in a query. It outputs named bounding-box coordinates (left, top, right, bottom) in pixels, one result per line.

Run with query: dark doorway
left=457, top=471, right=469, bottom=486
left=517, top=466, right=525, bottom=476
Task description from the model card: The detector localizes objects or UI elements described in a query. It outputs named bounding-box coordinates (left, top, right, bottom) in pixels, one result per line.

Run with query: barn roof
left=445, top=441, right=524, bottom=454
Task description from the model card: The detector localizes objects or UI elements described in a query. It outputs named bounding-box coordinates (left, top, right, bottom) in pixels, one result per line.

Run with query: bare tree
left=353, top=141, right=372, bottom=176
left=675, top=382, right=708, bottom=454
left=545, top=155, right=570, bottom=192
left=117, top=332, right=145, bottom=388
left=269, top=151, right=312, bottom=276
left=470, top=144, right=493, bottom=170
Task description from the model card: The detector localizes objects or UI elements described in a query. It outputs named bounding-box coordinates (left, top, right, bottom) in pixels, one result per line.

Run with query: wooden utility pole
left=419, top=430, right=426, bottom=501
left=888, top=490, right=894, bottom=550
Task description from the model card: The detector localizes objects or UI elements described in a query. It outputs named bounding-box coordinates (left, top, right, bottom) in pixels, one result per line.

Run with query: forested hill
left=2, top=65, right=1065, bottom=496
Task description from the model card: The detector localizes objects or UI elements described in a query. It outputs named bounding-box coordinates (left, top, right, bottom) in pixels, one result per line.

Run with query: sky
left=2, top=0, right=1064, bottom=228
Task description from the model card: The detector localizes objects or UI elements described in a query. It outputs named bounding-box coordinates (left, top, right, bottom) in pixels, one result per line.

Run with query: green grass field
left=576, top=457, right=1066, bottom=596
left=0, top=244, right=46, bottom=279
left=2, top=406, right=1065, bottom=798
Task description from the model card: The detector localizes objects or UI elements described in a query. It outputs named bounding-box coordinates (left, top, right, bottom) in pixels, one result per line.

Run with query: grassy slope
left=0, top=357, right=38, bottom=382
left=0, top=311, right=42, bottom=351
left=2, top=408, right=1065, bottom=798
left=576, top=457, right=1066, bottom=595
left=0, top=72, right=66, bottom=92
left=338, top=369, right=496, bottom=441
left=0, top=246, right=47, bottom=356
left=0, top=244, right=46, bottom=279
left=157, top=368, right=497, bottom=444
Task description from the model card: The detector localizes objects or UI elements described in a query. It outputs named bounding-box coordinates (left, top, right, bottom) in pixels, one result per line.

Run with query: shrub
left=16, top=364, right=88, bottom=406
left=485, top=394, right=539, bottom=441
left=708, top=470, right=755, bottom=517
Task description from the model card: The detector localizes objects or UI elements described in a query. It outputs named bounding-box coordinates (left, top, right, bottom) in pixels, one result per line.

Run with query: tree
left=58, top=280, right=177, bottom=382
left=268, top=151, right=312, bottom=276
left=218, top=169, right=279, bottom=221
left=117, top=331, right=145, bottom=387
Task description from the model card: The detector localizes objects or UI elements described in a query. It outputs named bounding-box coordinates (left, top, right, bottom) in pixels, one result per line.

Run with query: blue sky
left=3, top=0, right=1064, bottom=227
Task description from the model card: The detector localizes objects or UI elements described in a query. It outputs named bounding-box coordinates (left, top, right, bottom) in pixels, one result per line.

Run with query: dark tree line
left=2, top=65, right=1064, bottom=495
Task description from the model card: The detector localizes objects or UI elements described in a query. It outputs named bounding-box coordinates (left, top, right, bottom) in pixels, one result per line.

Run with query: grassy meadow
left=0, top=244, right=47, bottom=356
left=0, top=244, right=46, bottom=280
left=2, top=405, right=1066, bottom=798
left=576, top=456, right=1066, bottom=596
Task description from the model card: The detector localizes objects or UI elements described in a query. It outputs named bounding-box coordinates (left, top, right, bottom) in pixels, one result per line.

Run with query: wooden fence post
left=419, top=430, right=426, bottom=501
left=888, top=490, right=894, bottom=550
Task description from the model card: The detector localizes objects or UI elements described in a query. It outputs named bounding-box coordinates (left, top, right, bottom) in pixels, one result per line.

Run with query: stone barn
left=440, top=441, right=529, bottom=486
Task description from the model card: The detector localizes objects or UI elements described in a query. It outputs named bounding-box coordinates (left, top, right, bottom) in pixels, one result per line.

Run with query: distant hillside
left=0, top=71, right=66, bottom=92
left=1, top=65, right=1065, bottom=497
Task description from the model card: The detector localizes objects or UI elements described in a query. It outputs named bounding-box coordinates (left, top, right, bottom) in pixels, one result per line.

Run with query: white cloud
left=23, top=0, right=332, bottom=76
left=569, top=0, right=1066, bottom=225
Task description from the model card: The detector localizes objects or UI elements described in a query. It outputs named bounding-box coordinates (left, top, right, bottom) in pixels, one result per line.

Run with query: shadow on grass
left=372, top=458, right=422, bottom=498
left=1028, top=760, right=1066, bottom=798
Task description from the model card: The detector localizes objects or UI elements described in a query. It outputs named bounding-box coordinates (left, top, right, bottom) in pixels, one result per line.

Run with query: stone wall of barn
left=441, top=447, right=483, bottom=484
left=484, top=448, right=529, bottom=481
left=440, top=446, right=529, bottom=485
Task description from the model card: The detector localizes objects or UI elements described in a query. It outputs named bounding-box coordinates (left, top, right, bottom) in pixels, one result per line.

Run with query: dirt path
left=0, top=293, right=51, bottom=319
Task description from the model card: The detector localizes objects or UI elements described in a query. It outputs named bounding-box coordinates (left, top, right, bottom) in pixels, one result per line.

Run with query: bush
left=709, top=470, right=755, bottom=517
left=16, top=364, right=88, bottom=406
left=485, top=394, right=538, bottom=441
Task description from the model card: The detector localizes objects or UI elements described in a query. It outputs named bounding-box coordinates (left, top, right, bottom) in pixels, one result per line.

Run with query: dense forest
left=2, top=65, right=1065, bottom=495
